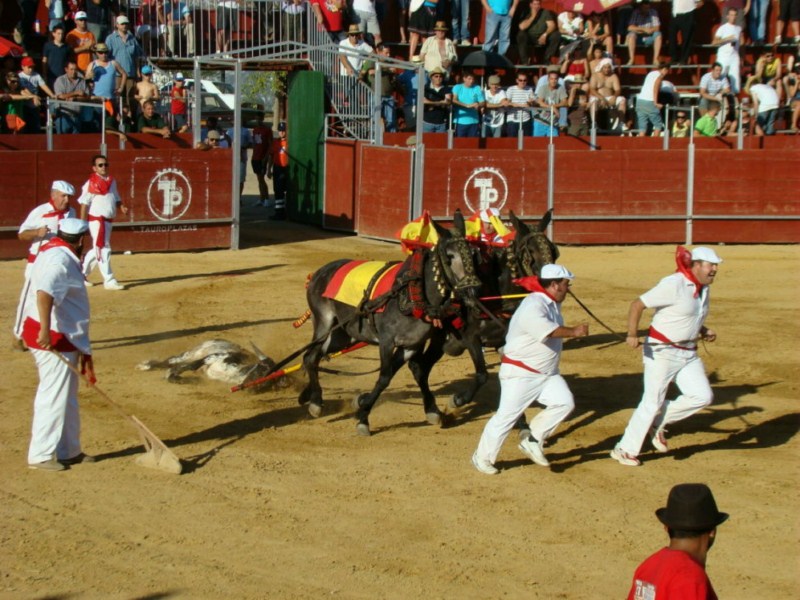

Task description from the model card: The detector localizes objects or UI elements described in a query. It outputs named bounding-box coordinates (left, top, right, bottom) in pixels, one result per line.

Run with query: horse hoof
left=448, top=394, right=464, bottom=410
left=308, top=403, right=322, bottom=418
left=356, top=423, right=371, bottom=436
left=426, top=412, right=441, bottom=426
left=518, top=428, right=532, bottom=442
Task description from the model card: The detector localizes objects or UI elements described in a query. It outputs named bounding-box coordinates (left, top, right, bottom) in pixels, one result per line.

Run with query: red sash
left=648, top=326, right=697, bottom=351
left=88, top=215, right=112, bottom=253
left=21, top=317, right=78, bottom=352
left=38, top=236, right=79, bottom=257
left=501, top=355, right=542, bottom=374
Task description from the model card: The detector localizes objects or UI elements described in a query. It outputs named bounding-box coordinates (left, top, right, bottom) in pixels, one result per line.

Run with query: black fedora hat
left=656, top=484, right=729, bottom=532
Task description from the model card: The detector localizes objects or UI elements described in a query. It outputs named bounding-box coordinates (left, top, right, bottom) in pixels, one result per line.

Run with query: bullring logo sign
left=147, top=168, right=192, bottom=221
left=463, top=167, right=508, bottom=214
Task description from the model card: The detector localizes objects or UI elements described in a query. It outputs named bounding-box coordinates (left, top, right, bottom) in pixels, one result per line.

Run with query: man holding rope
left=611, top=247, right=723, bottom=467
left=18, top=218, right=96, bottom=472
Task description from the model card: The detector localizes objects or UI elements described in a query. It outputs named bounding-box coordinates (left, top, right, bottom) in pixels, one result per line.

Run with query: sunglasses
left=95, top=162, right=109, bottom=167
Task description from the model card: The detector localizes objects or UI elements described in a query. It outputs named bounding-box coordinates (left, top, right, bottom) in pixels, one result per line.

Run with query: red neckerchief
left=88, top=173, right=113, bottom=195
left=513, top=276, right=557, bottom=302
left=675, top=245, right=703, bottom=298
left=41, top=200, right=70, bottom=220
left=39, top=236, right=80, bottom=258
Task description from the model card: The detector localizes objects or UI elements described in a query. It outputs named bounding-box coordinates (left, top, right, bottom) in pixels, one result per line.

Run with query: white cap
left=691, top=247, right=723, bottom=264
left=74, top=10, right=87, bottom=19
left=59, top=218, right=89, bottom=235
left=540, top=264, right=575, bottom=279
left=174, top=72, right=185, bottom=80
left=116, top=15, right=130, bottom=24
left=51, top=180, right=75, bottom=195
left=479, top=207, right=499, bottom=223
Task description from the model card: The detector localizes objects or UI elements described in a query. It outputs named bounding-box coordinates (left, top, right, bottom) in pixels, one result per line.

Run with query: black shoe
left=270, top=209, right=286, bottom=221
left=61, top=453, right=96, bottom=465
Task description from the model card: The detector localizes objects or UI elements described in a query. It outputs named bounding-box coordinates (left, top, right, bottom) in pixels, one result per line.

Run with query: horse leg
left=353, top=342, right=407, bottom=436
left=166, top=358, right=209, bottom=382
left=299, top=304, right=338, bottom=418
left=408, top=338, right=444, bottom=425
left=448, top=329, right=489, bottom=409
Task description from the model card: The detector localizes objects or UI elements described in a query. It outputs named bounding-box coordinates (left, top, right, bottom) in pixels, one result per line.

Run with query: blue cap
left=141, top=65, right=153, bottom=74
left=278, top=122, right=286, bottom=132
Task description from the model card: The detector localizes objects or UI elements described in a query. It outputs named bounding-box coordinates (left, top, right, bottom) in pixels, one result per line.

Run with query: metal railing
left=45, top=97, right=126, bottom=153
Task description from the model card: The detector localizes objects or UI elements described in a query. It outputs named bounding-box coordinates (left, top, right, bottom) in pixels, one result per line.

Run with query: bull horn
left=250, top=341, right=269, bottom=362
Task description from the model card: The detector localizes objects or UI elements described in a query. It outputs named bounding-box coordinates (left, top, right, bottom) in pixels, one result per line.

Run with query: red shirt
left=627, top=548, right=717, bottom=600
left=170, top=85, right=187, bottom=115
left=310, top=0, right=344, bottom=32
left=251, top=124, right=273, bottom=162
left=271, top=138, right=288, bottom=167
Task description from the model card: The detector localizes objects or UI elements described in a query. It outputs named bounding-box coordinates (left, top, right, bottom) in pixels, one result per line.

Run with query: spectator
left=398, top=0, right=410, bottom=44
left=42, top=24, right=71, bottom=89
left=747, top=46, right=783, bottom=103
left=420, top=21, right=457, bottom=78
left=556, top=9, right=584, bottom=52
left=178, top=6, right=196, bottom=57
left=746, top=79, right=780, bottom=135
left=561, top=44, right=590, bottom=93
left=169, top=71, right=189, bottom=133
left=625, top=0, right=662, bottom=66
left=450, top=0, right=470, bottom=46
left=483, top=74, right=508, bottom=137
left=66, top=12, right=96, bottom=74
left=353, top=0, right=381, bottom=45
left=516, top=0, right=560, bottom=65
left=451, top=72, right=484, bottom=136
left=774, top=0, right=800, bottom=44
left=361, top=43, right=398, bottom=132
left=635, top=61, right=670, bottom=136
left=670, top=109, right=690, bottom=137
left=251, top=115, right=273, bottom=207
left=268, top=121, right=289, bottom=220
left=669, top=0, right=698, bottom=66
left=408, top=0, right=439, bottom=60
left=505, top=70, right=534, bottom=136
left=136, top=0, right=167, bottom=56
left=482, top=0, right=519, bottom=56
left=86, top=42, right=126, bottom=106
left=625, top=483, right=728, bottom=599
left=137, top=98, right=170, bottom=137
left=46, top=0, right=67, bottom=32
left=783, top=62, right=800, bottom=131
left=698, top=62, right=732, bottom=116
left=422, top=67, right=452, bottom=133
left=310, top=0, right=346, bottom=42
left=106, top=15, right=143, bottom=113
left=748, top=0, right=769, bottom=43
left=281, top=0, right=307, bottom=44
left=584, top=12, right=613, bottom=57
left=85, top=0, right=115, bottom=47
left=339, top=24, right=373, bottom=77
left=134, top=64, right=159, bottom=108
left=226, top=122, right=254, bottom=200
left=589, top=57, right=628, bottom=131
left=205, top=128, right=223, bottom=147
left=216, top=0, right=240, bottom=55
left=567, top=88, right=590, bottom=135
left=533, top=69, right=568, bottom=136
left=695, top=100, right=720, bottom=136
left=53, top=60, right=90, bottom=133
left=19, top=57, right=56, bottom=133
left=588, top=43, right=607, bottom=73
left=721, top=0, right=748, bottom=30
left=713, top=8, right=744, bottom=94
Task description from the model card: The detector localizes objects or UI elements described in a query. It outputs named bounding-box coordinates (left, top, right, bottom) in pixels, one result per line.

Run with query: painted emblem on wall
left=147, top=168, right=192, bottom=221
left=463, top=167, right=508, bottom=214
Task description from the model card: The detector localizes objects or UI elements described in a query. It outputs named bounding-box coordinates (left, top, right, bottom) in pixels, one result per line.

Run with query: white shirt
left=503, top=291, right=563, bottom=375
left=338, top=38, right=372, bottom=76
left=750, top=83, right=779, bottom=112
left=714, top=22, right=741, bottom=60
left=505, top=85, right=534, bottom=122
left=700, top=72, right=730, bottom=96
left=352, top=0, right=375, bottom=15
left=672, top=0, right=698, bottom=16
left=638, top=70, right=661, bottom=102
left=22, top=244, right=91, bottom=354
left=78, top=178, right=121, bottom=219
left=557, top=12, right=583, bottom=39
left=18, top=202, right=76, bottom=258
left=484, top=88, right=507, bottom=127
left=641, top=272, right=709, bottom=355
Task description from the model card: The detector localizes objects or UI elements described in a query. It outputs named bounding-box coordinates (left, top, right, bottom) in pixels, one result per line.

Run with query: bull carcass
left=136, top=340, right=286, bottom=391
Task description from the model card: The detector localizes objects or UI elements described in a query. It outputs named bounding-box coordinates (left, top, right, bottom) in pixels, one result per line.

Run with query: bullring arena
left=1, top=186, right=798, bottom=597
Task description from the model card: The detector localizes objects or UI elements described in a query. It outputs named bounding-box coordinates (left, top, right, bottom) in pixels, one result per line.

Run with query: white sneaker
left=460, top=39, right=470, bottom=46
left=471, top=452, right=499, bottom=475
left=610, top=447, right=641, bottom=466
left=84, top=280, right=94, bottom=287
left=104, top=280, right=125, bottom=290
left=518, top=436, right=550, bottom=467
left=774, top=35, right=782, bottom=44
left=651, top=427, right=668, bottom=453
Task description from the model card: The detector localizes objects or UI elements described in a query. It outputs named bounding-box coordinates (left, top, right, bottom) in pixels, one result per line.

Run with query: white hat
left=74, top=10, right=87, bottom=19
left=691, top=247, right=723, bottom=264
left=174, top=72, right=185, bottom=80
left=479, top=207, right=500, bottom=223
left=116, top=15, right=130, bottom=24
left=540, top=264, right=575, bottom=279
left=59, top=218, right=89, bottom=235
left=51, top=180, right=75, bottom=195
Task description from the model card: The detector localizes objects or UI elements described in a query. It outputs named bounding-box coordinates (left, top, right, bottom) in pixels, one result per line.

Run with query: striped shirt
left=505, top=85, right=534, bottom=123
left=700, top=72, right=730, bottom=96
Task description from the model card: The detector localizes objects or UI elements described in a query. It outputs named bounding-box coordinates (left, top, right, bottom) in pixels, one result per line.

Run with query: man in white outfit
left=18, top=218, right=96, bottom=471
left=611, top=246, right=723, bottom=467
left=14, top=180, right=77, bottom=343
left=78, top=154, right=128, bottom=290
left=472, top=264, right=589, bottom=474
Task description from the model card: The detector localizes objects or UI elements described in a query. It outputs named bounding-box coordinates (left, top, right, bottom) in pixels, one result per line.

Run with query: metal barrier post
left=193, top=57, right=201, bottom=146
left=412, top=65, right=425, bottom=219
left=374, top=62, right=383, bottom=146
left=517, top=109, right=523, bottom=150
left=231, top=59, right=242, bottom=251
left=447, top=105, right=453, bottom=149
left=737, top=105, right=744, bottom=150
left=663, top=105, right=670, bottom=150
left=685, top=107, right=696, bottom=245
left=590, top=101, right=596, bottom=150
left=547, top=104, right=555, bottom=240
left=46, top=99, right=54, bottom=151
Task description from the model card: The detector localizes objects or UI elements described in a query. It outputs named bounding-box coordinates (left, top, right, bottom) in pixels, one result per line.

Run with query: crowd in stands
left=2, top=0, right=799, bottom=136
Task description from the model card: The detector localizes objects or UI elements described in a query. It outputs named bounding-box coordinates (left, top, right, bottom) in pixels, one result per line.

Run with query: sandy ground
left=1, top=184, right=798, bottom=599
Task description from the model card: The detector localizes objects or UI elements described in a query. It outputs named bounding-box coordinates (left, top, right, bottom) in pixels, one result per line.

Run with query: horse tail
left=293, top=309, right=312, bottom=329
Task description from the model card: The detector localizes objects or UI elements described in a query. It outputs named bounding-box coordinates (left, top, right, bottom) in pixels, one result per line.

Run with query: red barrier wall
left=356, top=145, right=414, bottom=240
left=323, top=139, right=358, bottom=232
left=1, top=145, right=232, bottom=259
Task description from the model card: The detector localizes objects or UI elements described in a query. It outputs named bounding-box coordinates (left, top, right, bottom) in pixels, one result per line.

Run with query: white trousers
left=13, top=264, right=34, bottom=338
left=475, top=365, right=574, bottom=465
left=28, top=349, right=82, bottom=464
left=719, top=53, right=741, bottom=94
left=82, top=220, right=116, bottom=283
left=618, top=349, right=713, bottom=456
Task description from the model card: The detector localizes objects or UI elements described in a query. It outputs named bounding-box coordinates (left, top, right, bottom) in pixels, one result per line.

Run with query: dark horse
left=299, top=220, right=481, bottom=435
left=442, top=209, right=559, bottom=411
